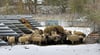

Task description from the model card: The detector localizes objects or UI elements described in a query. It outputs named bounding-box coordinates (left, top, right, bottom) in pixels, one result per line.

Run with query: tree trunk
left=34, top=0, right=37, bottom=14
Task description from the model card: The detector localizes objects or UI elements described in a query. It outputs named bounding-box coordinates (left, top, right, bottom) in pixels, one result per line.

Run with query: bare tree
left=44, top=0, right=68, bottom=13
left=34, top=0, right=37, bottom=14
left=17, top=0, right=24, bottom=14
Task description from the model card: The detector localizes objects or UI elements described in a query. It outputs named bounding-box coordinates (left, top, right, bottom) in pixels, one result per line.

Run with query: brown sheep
left=49, top=31, right=61, bottom=41
left=39, top=29, right=43, bottom=35
left=44, top=25, right=65, bottom=35
left=19, top=18, right=32, bottom=29
left=44, top=26, right=54, bottom=35
left=53, top=25, right=65, bottom=34
left=24, top=23, right=32, bottom=29
left=18, top=34, right=31, bottom=44
left=44, top=26, right=66, bottom=44
left=18, top=37, right=28, bottom=44
left=31, top=36, right=44, bottom=45
left=19, top=18, right=28, bottom=24
left=45, top=31, right=62, bottom=45
left=64, top=30, right=72, bottom=35
left=31, top=29, right=43, bottom=36
left=66, top=35, right=83, bottom=44
left=30, top=32, right=45, bottom=45
left=34, top=29, right=40, bottom=34
left=74, top=31, right=83, bottom=35
left=7, top=36, right=15, bottom=45
left=73, top=31, right=86, bottom=37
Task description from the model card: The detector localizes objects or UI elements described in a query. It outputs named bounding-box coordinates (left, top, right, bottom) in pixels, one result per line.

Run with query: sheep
left=73, top=31, right=86, bottom=37
left=39, top=29, right=43, bottom=35
left=44, top=26, right=66, bottom=44
left=19, top=18, right=32, bottom=29
left=64, top=30, right=72, bottom=35
left=24, top=23, right=32, bottom=29
left=7, top=36, right=15, bottom=45
left=53, top=25, right=65, bottom=34
left=44, top=25, right=65, bottom=37
left=50, top=31, right=61, bottom=41
left=44, top=26, right=54, bottom=35
left=31, top=29, right=43, bottom=36
left=30, top=29, right=48, bottom=45
left=66, top=35, right=83, bottom=44
left=45, top=31, right=62, bottom=45
left=18, top=34, right=31, bottom=44
left=18, top=37, right=27, bottom=44
left=19, top=18, right=28, bottom=24
left=34, top=29, right=40, bottom=34
left=30, top=36, right=44, bottom=45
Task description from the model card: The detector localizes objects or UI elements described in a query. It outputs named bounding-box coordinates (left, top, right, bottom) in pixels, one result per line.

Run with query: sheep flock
left=1, top=25, right=100, bottom=46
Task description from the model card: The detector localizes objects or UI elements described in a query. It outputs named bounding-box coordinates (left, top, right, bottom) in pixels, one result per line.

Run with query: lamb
left=30, top=33, right=45, bottom=45
left=66, top=34, right=83, bottom=44
left=18, top=34, right=31, bottom=44
left=7, top=36, right=15, bottom=45
left=64, top=30, right=72, bottom=35
left=30, top=36, right=44, bottom=45
left=73, top=31, right=86, bottom=37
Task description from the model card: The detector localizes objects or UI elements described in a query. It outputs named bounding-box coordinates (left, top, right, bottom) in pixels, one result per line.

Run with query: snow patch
left=0, top=44, right=100, bottom=55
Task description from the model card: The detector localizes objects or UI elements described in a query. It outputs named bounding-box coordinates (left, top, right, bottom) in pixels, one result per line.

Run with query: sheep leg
left=12, top=43, right=15, bottom=46
left=72, top=41, right=74, bottom=44
left=25, top=41, right=29, bottom=44
left=39, top=41, right=41, bottom=45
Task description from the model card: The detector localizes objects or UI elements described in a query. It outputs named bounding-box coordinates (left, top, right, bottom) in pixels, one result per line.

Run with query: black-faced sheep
left=44, top=26, right=54, bottom=35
